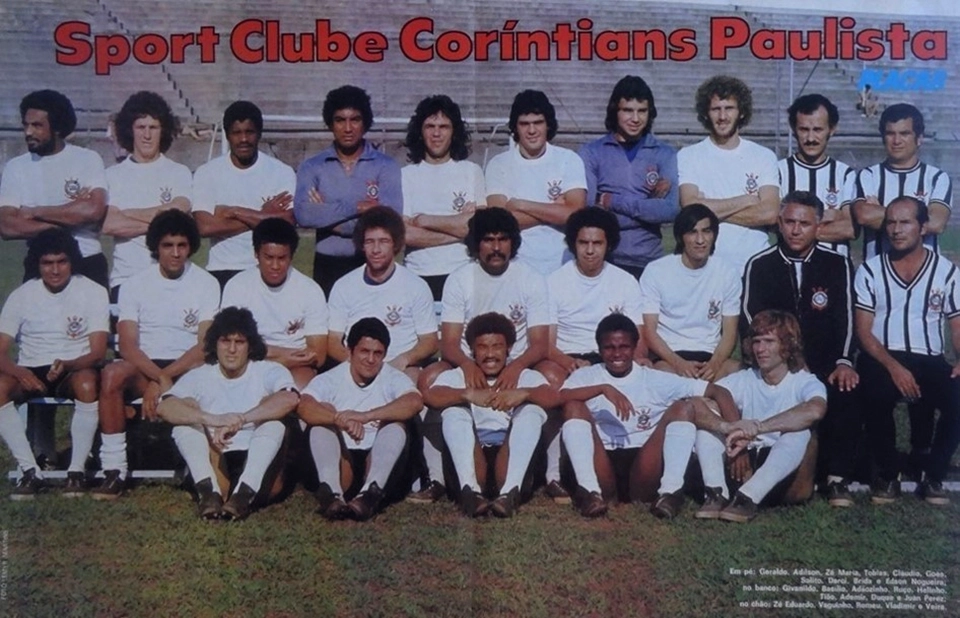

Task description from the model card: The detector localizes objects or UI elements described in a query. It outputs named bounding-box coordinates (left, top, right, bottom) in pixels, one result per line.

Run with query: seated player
left=96, top=210, right=219, bottom=499
left=639, top=204, right=741, bottom=381
left=560, top=314, right=734, bottom=518
left=327, top=206, right=437, bottom=381
left=157, top=307, right=299, bottom=520
left=692, top=310, right=826, bottom=523
left=223, top=218, right=327, bottom=389
left=0, top=229, right=108, bottom=498
left=299, top=318, right=423, bottom=521
left=425, top=312, right=559, bottom=517
left=538, top=206, right=646, bottom=502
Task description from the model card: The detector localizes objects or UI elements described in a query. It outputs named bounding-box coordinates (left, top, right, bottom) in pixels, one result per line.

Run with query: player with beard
left=0, top=90, right=109, bottom=287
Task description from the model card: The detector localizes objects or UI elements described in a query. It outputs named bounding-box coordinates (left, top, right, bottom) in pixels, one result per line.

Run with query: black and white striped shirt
left=779, top=154, right=856, bottom=256
left=854, top=249, right=960, bottom=356
left=856, top=161, right=953, bottom=260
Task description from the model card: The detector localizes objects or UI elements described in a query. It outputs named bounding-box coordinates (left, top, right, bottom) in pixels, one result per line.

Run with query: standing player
left=158, top=307, right=299, bottom=520
left=294, top=85, right=402, bottom=295
left=95, top=211, right=219, bottom=498
left=560, top=314, right=736, bottom=518
left=401, top=95, right=486, bottom=300
left=0, top=230, right=108, bottom=498
left=193, top=101, right=296, bottom=290
left=578, top=75, right=679, bottom=278
left=327, top=207, right=437, bottom=379
left=0, top=90, right=109, bottom=287
left=639, top=204, right=741, bottom=381
left=678, top=76, right=779, bottom=275
left=426, top=313, right=559, bottom=517
left=485, top=90, right=587, bottom=275
left=854, top=197, right=960, bottom=505
left=222, top=218, right=327, bottom=390
left=741, top=191, right=859, bottom=506
left=853, top=103, right=952, bottom=261
left=102, top=91, right=192, bottom=296
left=778, top=94, right=856, bottom=256
left=299, top=318, right=423, bottom=521
left=692, top=310, right=826, bottom=523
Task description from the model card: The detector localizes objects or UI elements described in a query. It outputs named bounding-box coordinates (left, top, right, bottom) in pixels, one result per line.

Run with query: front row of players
left=1, top=196, right=958, bottom=522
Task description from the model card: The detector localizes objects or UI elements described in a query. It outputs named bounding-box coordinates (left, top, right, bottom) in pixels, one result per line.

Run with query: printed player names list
left=730, top=567, right=949, bottom=612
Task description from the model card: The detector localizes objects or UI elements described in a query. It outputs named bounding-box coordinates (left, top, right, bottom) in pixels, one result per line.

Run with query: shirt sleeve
left=757, top=148, right=779, bottom=188
left=561, top=149, right=588, bottom=192
left=302, top=371, right=336, bottom=404
left=523, top=270, right=550, bottom=328
left=198, top=273, right=221, bottom=322
left=440, top=269, right=467, bottom=324
left=264, top=362, right=297, bottom=393
left=85, top=282, right=110, bottom=334
left=191, top=164, right=216, bottom=214
left=326, top=280, right=349, bottom=333
left=799, top=374, right=827, bottom=402
left=0, top=159, right=23, bottom=207
left=518, top=369, right=549, bottom=388
left=411, top=277, right=438, bottom=335
left=929, top=169, right=952, bottom=210
left=854, top=263, right=876, bottom=312
left=621, top=274, right=645, bottom=326
left=432, top=368, right=464, bottom=389
left=165, top=366, right=203, bottom=400
left=722, top=263, right=743, bottom=317
left=638, top=264, right=663, bottom=315
left=0, top=288, right=23, bottom=338
left=856, top=167, right=878, bottom=200
left=302, top=280, right=329, bottom=336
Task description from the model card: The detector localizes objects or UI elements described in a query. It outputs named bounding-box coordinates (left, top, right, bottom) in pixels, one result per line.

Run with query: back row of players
left=0, top=76, right=955, bottom=522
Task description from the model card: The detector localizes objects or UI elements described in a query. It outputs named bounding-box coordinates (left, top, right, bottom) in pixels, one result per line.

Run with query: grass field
left=1, top=231, right=959, bottom=617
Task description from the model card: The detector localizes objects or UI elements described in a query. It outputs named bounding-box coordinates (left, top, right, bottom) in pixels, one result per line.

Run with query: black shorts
left=676, top=351, right=713, bottom=363
left=570, top=352, right=603, bottom=365
left=26, top=365, right=72, bottom=398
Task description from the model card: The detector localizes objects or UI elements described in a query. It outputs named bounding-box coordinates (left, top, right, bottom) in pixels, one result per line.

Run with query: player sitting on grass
left=692, top=310, right=826, bottom=523
left=560, top=314, right=735, bottom=518
left=0, top=229, right=108, bottom=499
left=299, top=317, right=423, bottom=521
left=424, top=312, right=559, bottom=518
left=157, top=307, right=299, bottom=521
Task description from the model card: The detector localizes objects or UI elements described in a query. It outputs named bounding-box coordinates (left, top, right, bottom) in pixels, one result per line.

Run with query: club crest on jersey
left=65, top=315, right=86, bottom=339
left=929, top=289, right=945, bottom=313
left=159, top=187, right=173, bottom=204
left=744, top=173, right=759, bottom=195
left=366, top=181, right=380, bottom=200
left=547, top=180, right=563, bottom=200
left=286, top=317, right=305, bottom=335
left=811, top=287, right=829, bottom=311
left=707, top=299, right=721, bottom=321
left=825, top=188, right=839, bottom=207
left=635, top=407, right=652, bottom=431
left=183, top=309, right=200, bottom=330
left=452, top=192, right=467, bottom=212
left=63, top=178, right=81, bottom=199
left=608, top=304, right=624, bottom=315
left=385, top=305, right=402, bottom=326
left=644, top=167, right=660, bottom=187
left=508, top=304, right=527, bottom=327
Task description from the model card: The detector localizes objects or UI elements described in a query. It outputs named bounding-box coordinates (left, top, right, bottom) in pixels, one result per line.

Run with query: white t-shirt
left=192, top=152, right=296, bottom=272
left=106, top=154, right=193, bottom=288
left=485, top=143, right=588, bottom=275
left=166, top=360, right=296, bottom=452
left=327, top=264, right=436, bottom=362
left=402, top=159, right=484, bottom=276
left=639, top=254, right=741, bottom=353
left=118, top=262, right=220, bottom=360
left=222, top=266, right=328, bottom=349
left=0, top=276, right=109, bottom=367
left=441, top=260, right=550, bottom=356
left=302, top=361, right=419, bottom=451
left=563, top=363, right=708, bottom=450
left=548, top=261, right=643, bottom=355
left=0, top=144, right=107, bottom=257
left=434, top=367, right=547, bottom=446
left=677, top=137, right=778, bottom=273
left=717, top=368, right=826, bottom=448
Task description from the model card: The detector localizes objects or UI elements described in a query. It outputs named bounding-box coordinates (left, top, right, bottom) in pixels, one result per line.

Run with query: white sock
left=68, top=400, right=99, bottom=473
left=420, top=407, right=446, bottom=484
left=0, top=401, right=40, bottom=475
left=658, top=421, right=696, bottom=495
left=501, top=404, right=546, bottom=493
left=362, top=423, right=406, bottom=491
left=172, top=425, right=218, bottom=492
left=237, top=420, right=285, bottom=492
left=740, top=430, right=810, bottom=503
left=442, top=406, right=480, bottom=490
left=309, top=426, right=343, bottom=495
left=99, top=432, right=128, bottom=476
left=562, top=419, right=600, bottom=494
left=695, top=430, right=729, bottom=499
